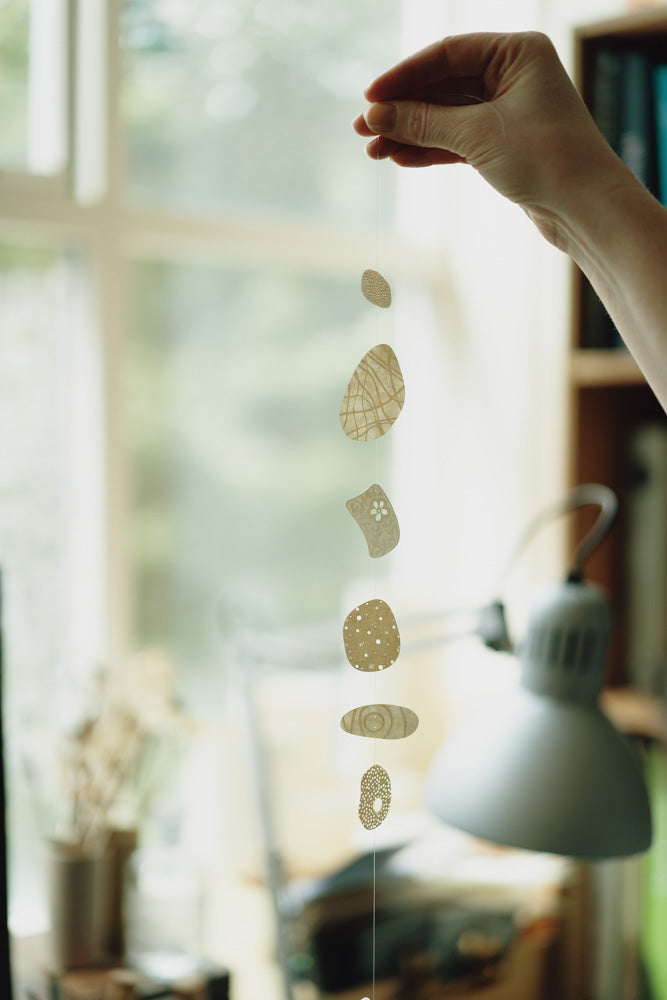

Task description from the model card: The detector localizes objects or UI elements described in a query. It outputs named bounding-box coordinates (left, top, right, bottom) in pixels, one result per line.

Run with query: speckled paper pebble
left=339, top=344, right=405, bottom=442
left=358, top=764, right=392, bottom=829
left=340, top=703, right=419, bottom=740
left=361, top=268, right=392, bottom=308
left=346, top=483, right=400, bottom=558
left=343, top=599, right=400, bottom=672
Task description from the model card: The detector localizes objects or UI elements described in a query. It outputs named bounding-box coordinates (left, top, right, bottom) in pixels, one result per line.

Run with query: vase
left=46, top=839, right=107, bottom=970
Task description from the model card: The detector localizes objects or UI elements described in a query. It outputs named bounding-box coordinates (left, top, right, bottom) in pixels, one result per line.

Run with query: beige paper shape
left=361, top=269, right=392, bottom=308
left=358, top=764, right=391, bottom=830
left=340, top=703, right=419, bottom=740
left=346, top=484, right=399, bottom=558
left=339, top=344, right=405, bottom=442
left=343, top=599, right=400, bottom=672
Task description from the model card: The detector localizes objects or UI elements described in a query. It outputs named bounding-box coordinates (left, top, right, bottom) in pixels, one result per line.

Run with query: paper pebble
left=346, top=483, right=399, bottom=558
left=358, top=764, right=391, bottom=830
left=361, top=268, right=392, bottom=308
left=343, top=599, right=400, bottom=672
left=339, top=344, right=405, bottom=442
left=340, top=703, right=419, bottom=740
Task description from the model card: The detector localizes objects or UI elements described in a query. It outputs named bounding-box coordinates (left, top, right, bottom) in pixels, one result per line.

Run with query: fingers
left=353, top=112, right=374, bottom=138
left=362, top=98, right=488, bottom=155
left=363, top=33, right=506, bottom=102
left=364, top=135, right=466, bottom=168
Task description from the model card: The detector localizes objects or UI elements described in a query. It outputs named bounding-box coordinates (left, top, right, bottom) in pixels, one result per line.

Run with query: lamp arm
left=495, top=483, right=618, bottom=593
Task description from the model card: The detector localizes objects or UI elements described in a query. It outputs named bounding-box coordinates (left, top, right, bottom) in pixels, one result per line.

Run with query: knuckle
left=406, top=102, right=435, bottom=147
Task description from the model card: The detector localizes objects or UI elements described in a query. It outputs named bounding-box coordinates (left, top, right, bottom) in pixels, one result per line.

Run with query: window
left=2, top=1, right=576, bottom=994
left=1, top=0, right=415, bottom=947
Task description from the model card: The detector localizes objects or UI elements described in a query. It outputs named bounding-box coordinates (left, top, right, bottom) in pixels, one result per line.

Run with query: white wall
left=391, top=0, right=629, bottom=617
left=384, top=0, right=631, bottom=742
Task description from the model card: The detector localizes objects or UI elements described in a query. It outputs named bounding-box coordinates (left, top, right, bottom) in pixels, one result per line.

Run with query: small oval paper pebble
left=339, top=344, right=405, bottom=442
left=343, top=598, right=400, bottom=672
left=361, top=268, right=392, bottom=308
left=346, top=483, right=400, bottom=558
left=359, top=764, right=392, bottom=829
left=340, top=703, right=419, bottom=740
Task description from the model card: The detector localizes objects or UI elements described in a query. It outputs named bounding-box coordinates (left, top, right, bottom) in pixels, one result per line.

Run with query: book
left=625, top=422, right=667, bottom=695
left=654, top=63, right=667, bottom=205
left=582, top=47, right=659, bottom=348
left=592, top=45, right=623, bottom=151
left=581, top=46, right=624, bottom=349
left=619, top=50, right=656, bottom=192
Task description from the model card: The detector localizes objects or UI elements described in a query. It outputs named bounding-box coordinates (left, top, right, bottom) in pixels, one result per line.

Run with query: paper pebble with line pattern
left=339, top=343, right=405, bottom=441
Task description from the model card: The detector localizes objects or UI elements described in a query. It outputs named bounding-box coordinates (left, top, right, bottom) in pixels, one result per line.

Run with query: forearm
left=555, top=166, right=667, bottom=411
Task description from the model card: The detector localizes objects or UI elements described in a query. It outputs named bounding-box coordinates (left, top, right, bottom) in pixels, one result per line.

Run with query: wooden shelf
left=601, top=687, right=667, bottom=743
left=574, top=7, right=667, bottom=42
left=569, top=349, right=646, bottom=387
left=568, top=14, right=667, bottom=690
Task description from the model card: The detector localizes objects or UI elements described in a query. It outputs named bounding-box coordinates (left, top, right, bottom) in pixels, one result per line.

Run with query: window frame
left=1, top=0, right=440, bottom=665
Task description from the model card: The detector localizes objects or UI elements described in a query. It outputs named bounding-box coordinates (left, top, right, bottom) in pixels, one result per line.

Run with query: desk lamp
left=426, top=484, right=652, bottom=859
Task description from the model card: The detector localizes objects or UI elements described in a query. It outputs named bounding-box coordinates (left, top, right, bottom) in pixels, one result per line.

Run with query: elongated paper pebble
left=339, top=344, right=405, bottom=442
left=346, top=483, right=399, bottom=558
left=340, top=703, right=419, bottom=740
left=361, top=268, right=392, bottom=308
left=343, top=599, right=400, bottom=672
left=358, top=764, right=392, bottom=829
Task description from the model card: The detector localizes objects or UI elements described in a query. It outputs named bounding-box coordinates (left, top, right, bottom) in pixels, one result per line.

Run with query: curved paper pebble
left=361, top=268, right=392, bottom=308
left=359, top=764, right=392, bottom=830
left=343, top=599, right=400, bottom=672
left=340, top=703, right=419, bottom=740
left=346, top=483, right=400, bottom=558
left=339, top=344, right=405, bottom=442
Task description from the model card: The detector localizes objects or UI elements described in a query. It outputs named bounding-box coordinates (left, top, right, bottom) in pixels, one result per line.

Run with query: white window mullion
left=56, top=249, right=107, bottom=687
left=73, top=0, right=110, bottom=204
left=89, top=226, right=128, bottom=666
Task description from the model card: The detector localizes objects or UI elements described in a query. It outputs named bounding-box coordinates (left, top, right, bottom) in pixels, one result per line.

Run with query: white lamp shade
left=425, top=686, right=652, bottom=858
left=425, top=580, right=652, bottom=859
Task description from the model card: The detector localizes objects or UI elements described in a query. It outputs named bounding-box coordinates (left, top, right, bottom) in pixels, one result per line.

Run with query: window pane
left=0, top=245, right=103, bottom=932
left=121, top=0, right=400, bottom=223
left=124, top=261, right=391, bottom=707
left=0, top=1, right=30, bottom=169
left=0, top=0, right=68, bottom=176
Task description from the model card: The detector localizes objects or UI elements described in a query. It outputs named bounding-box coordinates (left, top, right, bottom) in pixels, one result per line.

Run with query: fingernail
left=365, top=102, right=396, bottom=134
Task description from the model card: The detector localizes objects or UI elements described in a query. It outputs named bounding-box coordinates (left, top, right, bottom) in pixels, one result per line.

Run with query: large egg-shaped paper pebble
left=340, top=703, right=419, bottom=740
left=343, top=599, right=400, bottom=672
left=361, top=269, right=392, bottom=308
left=339, top=344, right=405, bottom=442
left=359, top=764, right=391, bottom=829
left=346, top=483, right=400, bottom=558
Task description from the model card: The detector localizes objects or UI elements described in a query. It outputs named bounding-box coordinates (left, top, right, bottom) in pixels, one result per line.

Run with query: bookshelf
left=569, top=9, right=667, bottom=692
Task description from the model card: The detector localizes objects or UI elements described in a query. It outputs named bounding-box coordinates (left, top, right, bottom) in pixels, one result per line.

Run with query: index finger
left=364, top=32, right=504, bottom=101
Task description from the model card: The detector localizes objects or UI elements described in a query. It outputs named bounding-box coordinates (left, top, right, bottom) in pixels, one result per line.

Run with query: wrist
left=522, top=148, right=648, bottom=263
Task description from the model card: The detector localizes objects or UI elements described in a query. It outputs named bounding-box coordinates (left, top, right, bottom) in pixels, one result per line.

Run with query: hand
left=353, top=32, right=624, bottom=249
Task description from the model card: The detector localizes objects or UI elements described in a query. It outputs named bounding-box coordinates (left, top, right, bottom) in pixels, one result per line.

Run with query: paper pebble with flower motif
left=346, top=483, right=399, bottom=558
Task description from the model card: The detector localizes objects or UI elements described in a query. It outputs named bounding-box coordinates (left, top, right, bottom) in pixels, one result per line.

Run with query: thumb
left=365, top=99, right=495, bottom=160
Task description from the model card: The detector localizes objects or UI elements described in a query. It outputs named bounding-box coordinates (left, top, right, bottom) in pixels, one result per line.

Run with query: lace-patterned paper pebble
left=361, top=268, right=392, bottom=308
left=339, top=344, right=405, bottom=442
left=358, top=764, right=392, bottom=830
left=340, top=703, right=419, bottom=740
left=343, top=599, right=400, bottom=672
left=346, top=483, right=399, bottom=558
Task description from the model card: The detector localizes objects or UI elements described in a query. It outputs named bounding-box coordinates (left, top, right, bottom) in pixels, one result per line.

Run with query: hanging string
left=371, top=142, right=381, bottom=1000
